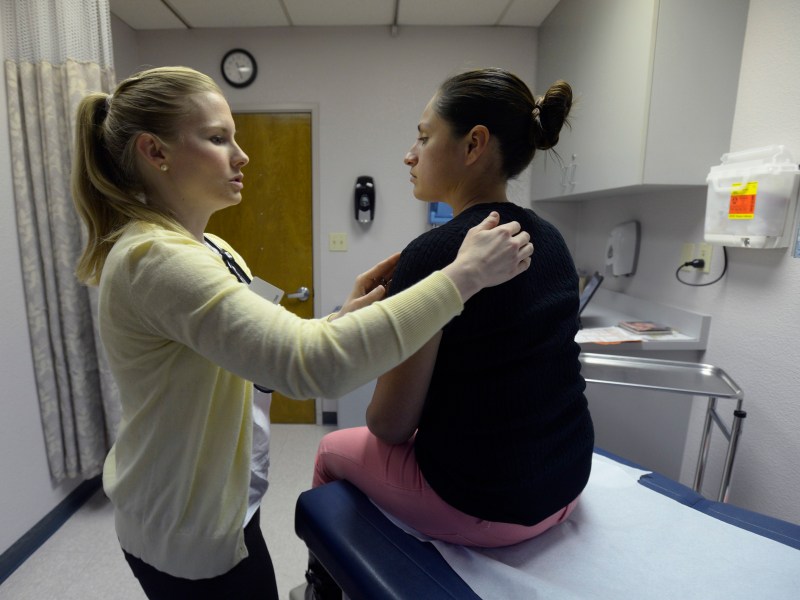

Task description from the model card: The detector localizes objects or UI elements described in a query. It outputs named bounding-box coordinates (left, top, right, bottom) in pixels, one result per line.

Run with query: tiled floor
left=0, top=424, right=333, bottom=600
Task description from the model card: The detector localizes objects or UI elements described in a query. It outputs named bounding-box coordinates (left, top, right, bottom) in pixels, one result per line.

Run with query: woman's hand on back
left=331, top=211, right=531, bottom=320
left=442, top=211, right=533, bottom=302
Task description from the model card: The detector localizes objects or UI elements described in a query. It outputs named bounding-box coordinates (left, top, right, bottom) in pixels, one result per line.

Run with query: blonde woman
left=71, top=66, right=533, bottom=599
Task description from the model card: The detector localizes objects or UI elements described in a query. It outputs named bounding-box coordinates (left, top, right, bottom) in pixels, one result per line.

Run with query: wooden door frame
left=230, top=102, right=323, bottom=425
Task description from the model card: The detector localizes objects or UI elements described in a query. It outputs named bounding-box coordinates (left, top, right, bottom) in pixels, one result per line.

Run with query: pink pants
left=313, top=426, right=578, bottom=548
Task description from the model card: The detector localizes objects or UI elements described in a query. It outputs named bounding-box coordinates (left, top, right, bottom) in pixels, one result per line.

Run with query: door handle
left=287, top=286, right=310, bottom=301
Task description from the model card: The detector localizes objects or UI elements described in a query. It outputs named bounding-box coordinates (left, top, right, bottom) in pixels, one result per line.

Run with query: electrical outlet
left=697, top=243, right=712, bottom=273
left=680, top=243, right=695, bottom=271
left=328, top=232, right=348, bottom=252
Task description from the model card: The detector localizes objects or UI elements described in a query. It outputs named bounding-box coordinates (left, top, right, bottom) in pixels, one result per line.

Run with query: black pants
left=123, top=510, right=278, bottom=600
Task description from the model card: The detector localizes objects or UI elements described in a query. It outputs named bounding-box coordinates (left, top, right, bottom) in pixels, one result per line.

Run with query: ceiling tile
left=398, top=0, right=509, bottom=26
left=499, top=0, right=560, bottom=26
left=109, top=0, right=187, bottom=29
left=285, top=0, right=395, bottom=26
left=109, top=0, right=555, bottom=30
left=169, top=0, right=290, bottom=28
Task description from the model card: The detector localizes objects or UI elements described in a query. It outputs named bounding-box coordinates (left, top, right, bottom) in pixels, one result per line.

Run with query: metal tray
left=580, top=352, right=743, bottom=399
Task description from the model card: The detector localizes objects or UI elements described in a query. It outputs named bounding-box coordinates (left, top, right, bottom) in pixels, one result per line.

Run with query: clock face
left=221, top=49, right=257, bottom=88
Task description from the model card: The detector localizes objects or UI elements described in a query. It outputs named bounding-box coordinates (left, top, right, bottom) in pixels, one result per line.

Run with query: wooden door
left=207, top=112, right=315, bottom=423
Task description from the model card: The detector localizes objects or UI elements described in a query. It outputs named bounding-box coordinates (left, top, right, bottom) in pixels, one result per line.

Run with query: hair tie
left=99, top=94, right=111, bottom=123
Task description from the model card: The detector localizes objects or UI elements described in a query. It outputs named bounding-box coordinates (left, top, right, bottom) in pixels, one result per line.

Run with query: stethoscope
left=204, top=236, right=273, bottom=394
left=204, top=236, right=252, bottom=284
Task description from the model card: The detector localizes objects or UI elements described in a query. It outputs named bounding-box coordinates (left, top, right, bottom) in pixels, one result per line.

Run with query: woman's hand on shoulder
left=442, top=211, right=533, bottom=302
left=330, top=252, right=400, bottom=320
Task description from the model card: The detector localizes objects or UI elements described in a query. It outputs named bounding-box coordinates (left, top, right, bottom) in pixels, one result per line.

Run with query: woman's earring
left=160, top=164, right=169, bottom=172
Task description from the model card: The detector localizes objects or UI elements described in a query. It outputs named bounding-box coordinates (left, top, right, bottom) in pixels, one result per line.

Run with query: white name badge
left=249, top=276, right=284, bottom=304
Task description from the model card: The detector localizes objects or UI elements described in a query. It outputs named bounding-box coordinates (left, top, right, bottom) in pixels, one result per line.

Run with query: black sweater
left=389, top=203, right=594, bottom=525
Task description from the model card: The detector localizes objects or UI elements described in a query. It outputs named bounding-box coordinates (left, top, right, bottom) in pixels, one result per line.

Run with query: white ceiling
left=109, top=0, right=560, bottom=30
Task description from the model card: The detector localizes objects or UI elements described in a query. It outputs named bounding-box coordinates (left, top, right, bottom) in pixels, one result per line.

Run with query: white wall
left=0, top=12, right=80, bottom=556
left=699, top=0, right=800, bottom=524
left=566, top=0, right=800, bottom=525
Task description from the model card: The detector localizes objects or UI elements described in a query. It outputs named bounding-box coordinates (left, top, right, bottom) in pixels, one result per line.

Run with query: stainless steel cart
left=580, top=352, right=745, bottom=502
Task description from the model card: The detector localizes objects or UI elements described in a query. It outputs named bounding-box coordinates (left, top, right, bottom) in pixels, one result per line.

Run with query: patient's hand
left=330, top=252, right=400, bottom=320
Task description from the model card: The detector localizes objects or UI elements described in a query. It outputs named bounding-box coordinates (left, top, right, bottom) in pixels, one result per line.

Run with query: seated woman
left=302, top=68, right=594, bottom=598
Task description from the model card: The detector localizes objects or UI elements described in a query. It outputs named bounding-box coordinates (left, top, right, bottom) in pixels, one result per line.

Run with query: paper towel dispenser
left=605, top=221, right=640, bottom=277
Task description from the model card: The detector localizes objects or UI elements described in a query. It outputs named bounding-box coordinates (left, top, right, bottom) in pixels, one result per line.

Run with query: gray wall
left=562, top=0, right=800, bottom=523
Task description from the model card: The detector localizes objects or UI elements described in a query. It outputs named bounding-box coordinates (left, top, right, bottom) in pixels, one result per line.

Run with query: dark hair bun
left=532, top=80, right=572, bottom=151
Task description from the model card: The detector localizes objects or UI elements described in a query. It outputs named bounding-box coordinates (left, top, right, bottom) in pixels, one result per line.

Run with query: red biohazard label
left=729, top=182, right=757, bottom=220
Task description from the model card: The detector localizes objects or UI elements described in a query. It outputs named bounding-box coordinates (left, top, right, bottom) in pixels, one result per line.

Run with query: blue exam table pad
left=294, top=449, right=800, bottom=599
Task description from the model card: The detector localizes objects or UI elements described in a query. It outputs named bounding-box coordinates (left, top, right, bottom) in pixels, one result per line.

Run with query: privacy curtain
left=1, top=0, right=118, bottom=481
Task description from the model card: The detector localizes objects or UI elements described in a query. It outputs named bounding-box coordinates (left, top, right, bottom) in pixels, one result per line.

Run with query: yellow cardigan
left=99, top=221, right=462, bottom=579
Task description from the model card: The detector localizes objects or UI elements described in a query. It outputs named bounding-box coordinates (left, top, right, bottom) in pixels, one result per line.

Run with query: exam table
left=294, top=449, right=800, bottom=599
left=295, top=355, right=800, bottom=598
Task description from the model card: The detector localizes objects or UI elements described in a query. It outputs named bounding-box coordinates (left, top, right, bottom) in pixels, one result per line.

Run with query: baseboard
left=0, top=475, right=102, bottom=585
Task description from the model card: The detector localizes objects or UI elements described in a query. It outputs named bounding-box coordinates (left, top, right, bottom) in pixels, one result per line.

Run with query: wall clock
left=221, top=48, right=257, bottom=88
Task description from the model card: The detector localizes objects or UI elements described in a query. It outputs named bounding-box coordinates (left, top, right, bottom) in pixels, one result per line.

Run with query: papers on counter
left=576, top=326, right=694, bottom=345
left=618, top=320, right=673, bottom=334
